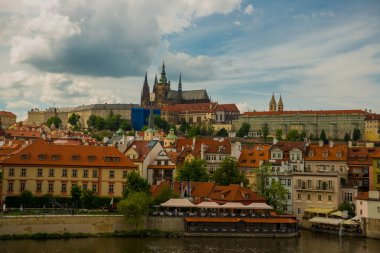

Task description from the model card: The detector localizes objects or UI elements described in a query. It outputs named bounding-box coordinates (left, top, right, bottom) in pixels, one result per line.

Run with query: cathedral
left=140, top=63, right=210, bottom=108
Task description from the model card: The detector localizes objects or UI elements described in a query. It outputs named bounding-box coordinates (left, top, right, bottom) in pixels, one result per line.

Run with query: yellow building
left=0, top=139, right=137, bottom=202
left=370, top=154, right=380, bottom=191
left=365, top=114, right=380, bottom=142
left=0, top=111, right=17, bottom=129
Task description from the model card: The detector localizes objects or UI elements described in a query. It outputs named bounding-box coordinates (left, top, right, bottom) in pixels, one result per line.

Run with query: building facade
left=0, top=111, right=17, bottom=129
left=0, top=140, right=137, bottom=201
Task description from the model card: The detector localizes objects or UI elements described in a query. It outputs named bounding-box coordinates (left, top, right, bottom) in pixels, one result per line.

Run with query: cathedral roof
left=166, top=89, right=209, bottom=100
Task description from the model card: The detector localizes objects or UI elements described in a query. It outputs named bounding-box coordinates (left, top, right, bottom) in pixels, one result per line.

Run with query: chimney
left=201, top=143, right=205, bottom=160
left=318, top=140, right=324, bottom=147
left=329, top=140, right=334, bottom=148
left=348, top=141, right=352, bottom=148
left=192, top=137, right=196, bottom=150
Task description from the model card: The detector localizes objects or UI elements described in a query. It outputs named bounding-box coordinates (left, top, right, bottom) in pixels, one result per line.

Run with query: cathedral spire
left=269, top=93, right=277, bottom=111
left=178, top=74, right=182, bottom=93
left=159, top=62, right=167, bottom=83
left=140, top=71, right=150, bottom=107
left=278, top=95, right=284, bottom=112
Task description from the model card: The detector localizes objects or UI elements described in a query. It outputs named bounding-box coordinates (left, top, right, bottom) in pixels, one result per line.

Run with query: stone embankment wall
left=0, top=215, right=185, bottom=235
left=363, top=218, right=380, bottom=239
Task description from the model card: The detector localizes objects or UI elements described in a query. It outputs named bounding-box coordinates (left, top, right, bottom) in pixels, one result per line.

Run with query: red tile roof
left=305, top=144, right=347, bottom=161
left=5, top=130, right=42, bottom=139
left=125, top=140, right=158, bottom=162
left=208, top=184, right=266, bottom=204
left=0, top=111, right=16, bottom=117
left=243, top=109, right=366, bottom=117
left=1, top=139, right=137, bottom=168
left=238, top=144, right=270, bottom=168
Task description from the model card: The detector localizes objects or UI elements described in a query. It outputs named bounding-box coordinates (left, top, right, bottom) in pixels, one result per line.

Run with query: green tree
left=299, top=131, right=307, bottom=141
left=338, top=201, right=355, bottom=218
left=46, top=116, right=62, bottom=129
left=275, top=129, right=283, bottom=141
left=187, top=125, right=201, bottom=137
left=151, top=184, right=180, bottom=206
left=237, top=122, right=250, bottom=137
left=266, top=180, right=288, bottom=210
left=70, top=185, right=82, bottom=208
left=286, top=129, right=300, bottom=141
left=261, top=123, right=270, bottom=142
left=344, top=132, right=351, bottom=142
left=212, top=157, right=248, bottom=186
left=120, top=119, right=132, bottom=131
left=81, top=189, right=96, bottom=209
left=254, top=165, right=271, bottom=198
left=87, top=114, right=106, bottom=130
left=105, top=111, right=121, bottom=131
left=215, top=128, right=228, bottom=137
left=320, top=129, right=327, bottom=143
left=20, top=190, right=33, bottom=207
left=123, top=171, right=150, bottom=198
left=353, top=128, right=361, bottom=141
left=200, top=123, right=214, bottom=136
left=118, top=192, right=151, bottom=229
left=68, top=113, right=81, bottom=128
left=175, top=159, right=209, bottom=182
left=154, top=116, right=170, bottom=133
left=179, top=119, right=190, bottom=134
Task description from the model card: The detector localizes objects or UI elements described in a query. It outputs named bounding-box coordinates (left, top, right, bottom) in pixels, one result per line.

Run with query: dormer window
left=336, top=152, right=342, bottom=158
left=52, top=155, right=60, bottom=161
left=21, top=154, right=29, bottom=160
left=38, top=154, right=47, bottom=160
left=88, top=155, right=96, bottom=161
left=323, top=152, right=328, bottom=158
left=72, top=155, right=80, bottom=161
left=104, top=157, right=111, bottom=162
left=308, top=150, right=314, bottom=157
left=113, top=157, right=120, bottom=162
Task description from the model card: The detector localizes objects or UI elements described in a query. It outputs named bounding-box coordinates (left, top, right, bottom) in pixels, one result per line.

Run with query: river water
left=0, top=230, right=379, bottom=253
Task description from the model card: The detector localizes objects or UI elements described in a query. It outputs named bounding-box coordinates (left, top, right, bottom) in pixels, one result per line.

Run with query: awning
left=161, top=198, right=196, bottom=208
left=304, top=207, right=335, bottom=214
left=245, top=202, right=274, bottom=210
left=196, top=202, right=223, bottom=209
left=330, top=211, right=344, bottom=217
left=220, top=202, right=247, bottom=209
left=342, top=219, right=358, bottom=225
left=309, top=217, right=344, bottom=225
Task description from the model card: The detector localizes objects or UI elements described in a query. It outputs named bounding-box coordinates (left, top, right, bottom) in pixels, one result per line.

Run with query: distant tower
left=140, top=72, right=150, bottom=107
left=155, top=62, right=170, bottom=107
left=269, top=93, right=277, bottom=111
left=278, top=95, right=284, bottom=112
left=178, top=74, right=182, bottom=102
left=152, top=74, right=158, bottom=93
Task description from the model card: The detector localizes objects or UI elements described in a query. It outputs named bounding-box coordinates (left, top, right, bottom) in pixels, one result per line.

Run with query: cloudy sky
left=1, top=0, right=380, bottom=120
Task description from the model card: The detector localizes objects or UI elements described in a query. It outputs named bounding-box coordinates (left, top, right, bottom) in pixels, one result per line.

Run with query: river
left=0, top=230, right=379, bottom=253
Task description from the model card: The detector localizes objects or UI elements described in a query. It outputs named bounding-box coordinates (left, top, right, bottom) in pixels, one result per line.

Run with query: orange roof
left=305, top=144, right=347, bottom=161
left=1, top=139, right=137, bottom=168
left=0, top=111, right=16, bottom=117
left=5, top=130, right=42, bottom=138
left=176, top=137, right=231, bottom=158
left=238, top=144, right=270, bottom=168
left=208, top=184, right=266, bottom=204
left=244, top=109, right=366, bottom=117
left=185, top=217, right=298, bottom=224
left=147, top=165, right=175, bottom=170
left=215, top=104, right=240, bottom=112
left=125, top=140, right=159, bottom=161
left=348, top=147, right=380, bottom=165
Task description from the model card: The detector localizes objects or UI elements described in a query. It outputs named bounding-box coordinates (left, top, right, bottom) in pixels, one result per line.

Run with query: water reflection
left=0, top=230, right=379, bottom=253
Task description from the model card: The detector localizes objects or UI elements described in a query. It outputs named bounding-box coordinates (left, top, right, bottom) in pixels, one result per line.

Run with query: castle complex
left=140, top=63, right=210, bottom=108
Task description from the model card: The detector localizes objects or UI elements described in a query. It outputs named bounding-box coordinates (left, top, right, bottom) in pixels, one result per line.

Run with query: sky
left=0, top=0, right=380, bottom=120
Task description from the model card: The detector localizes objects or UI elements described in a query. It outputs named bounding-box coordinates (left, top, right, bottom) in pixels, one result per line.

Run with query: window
left=82, top=183, right=88, bottom=191
left=92, top=183, right=97, bottom=192
left=331, top=165, right=335, bottom=171
left=307, top=194, right=311, bottom=200
left=61, top=183, right=67, bottom=192
left=318, top=195, right=322, bottom=201
left=113, top=157, right=120, bottom=162
left=36, top=182, right=42, bottom=192
left=280, top=179, right=286, bottom=186
left=62, top=169, right=67, bottom=177
left=297, top=179, right=302, bottom=188
left=20, top=182, right=26, bottom=192
left=21, top=154, right=29, bottom=160
left=8, top=168, right=14, bottom=177
left=83, top=169, right=88, bottom=178
left=344, top=192, right=353, bottom=202
left=287, top=192, right=291, bottom=200
left=307, top=180, right=312, bottom=189
left=88, top=155, right=96, bottom=161
left=109, top=170, right=115, bottom=179
left=109, top=184, right=114, bottom=193
left=297, top=193, right=301, bottom=200
left=328, top=195, right=332, bottom=201
left=37, top=168, right=43, bottom=177
left=7, top=182, right=14, bottom=192
left=123, top=170, right=128, bottom=178
left=328, top=180, right=333, bottom=189
left=72, top=169, right=77, bottom=178
left=93, top=170, right=98, bottom=178
left=49, top=168, right=54, bottom=177
left=52, top=155, right=60, bottom=161
left=38, top=154, right=46, bottom=160
left=297, top=208, right=301, bottom=214
left=21, top=168, right=27, bottom=177
left=287, top=179, right=291, bottom=186
left=48, top=182, right=54, bottom=192
left=122, top=184, right=127, bottom=193
left=72, top=155, right=80, bottom=161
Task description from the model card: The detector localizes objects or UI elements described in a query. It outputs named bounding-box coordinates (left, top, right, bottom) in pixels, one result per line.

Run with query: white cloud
left=236, top=102, right=253, bottom=113
left=234, top=21, right=241, bottom=26
left=244, top=4, right=254, bottom=15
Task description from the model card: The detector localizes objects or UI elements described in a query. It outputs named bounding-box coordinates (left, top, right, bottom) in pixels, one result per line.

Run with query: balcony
left=295, top=186, right=334, bottom=192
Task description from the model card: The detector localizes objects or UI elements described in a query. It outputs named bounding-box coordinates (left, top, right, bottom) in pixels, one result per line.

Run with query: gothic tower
left=155, top=62, right=170, bottom=107
left=278, top=95, right=284, bottom=112
left=178, top=73, right=182, bottom=102
left=140, top=72, right=150, bottom=107
left=269, top=93, right=277, bottom=111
